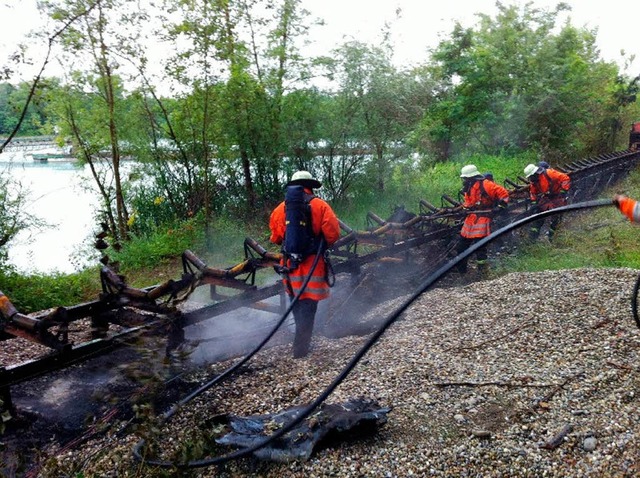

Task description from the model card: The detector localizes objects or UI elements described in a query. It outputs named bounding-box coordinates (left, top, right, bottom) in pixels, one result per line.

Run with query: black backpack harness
left=277, top=185, right=335, bottom=288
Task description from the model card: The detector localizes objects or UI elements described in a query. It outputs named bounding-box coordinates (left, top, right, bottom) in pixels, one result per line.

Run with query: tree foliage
left=422, top=1, right=636, bottom=162
left=0, top=82, right=49, bottom=136
left=0, top=174, right=43, bottom=268
left=1, top=0, right=638, bottom=258
left=37, top=0, right=152, bottom=244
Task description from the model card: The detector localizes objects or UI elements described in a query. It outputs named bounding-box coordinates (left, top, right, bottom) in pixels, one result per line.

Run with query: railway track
left=2, top=148, right=640, bottom=416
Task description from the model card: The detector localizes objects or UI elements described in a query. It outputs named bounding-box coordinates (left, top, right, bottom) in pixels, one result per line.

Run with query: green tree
left=156, top=0, right=315, bottom=213
left=323, top=40, right=429, bottom=195
left=40, top=0, right=149, bottom=243
left=0, top=176, right=42, bottom=267
left=421, top=2, right=636, bottom=161
left=0, top=80, right=55, bottom=136
left=0, top=1, right=101, bottom=153
left=0, top=83, right=19, bottom=135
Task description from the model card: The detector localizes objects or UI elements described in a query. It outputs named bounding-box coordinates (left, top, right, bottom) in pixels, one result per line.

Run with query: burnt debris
left=214, top=398, right=391, bottom=462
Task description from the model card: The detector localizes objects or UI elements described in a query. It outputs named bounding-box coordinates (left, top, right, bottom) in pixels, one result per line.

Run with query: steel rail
left=2, top=148, right=639, bottom=414
left=132, top=198, right=615, bottom=469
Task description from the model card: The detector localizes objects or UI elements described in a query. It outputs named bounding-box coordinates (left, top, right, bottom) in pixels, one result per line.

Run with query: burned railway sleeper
left=132, top=199, right=616, bottom=470
left=2, top=147, right=640, bottom=419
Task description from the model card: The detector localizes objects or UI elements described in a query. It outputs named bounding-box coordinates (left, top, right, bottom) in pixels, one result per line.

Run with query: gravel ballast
left=10, top=267, right=640, bottom=477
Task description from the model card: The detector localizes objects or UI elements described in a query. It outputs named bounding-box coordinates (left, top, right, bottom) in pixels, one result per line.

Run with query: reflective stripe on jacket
left=618, top=197, right=640, bottom=223
left=283, top=256, right=330, bottom=299
left=269, top=189, right=341, bottom=301
left=460, top=179, right=509, bottom=239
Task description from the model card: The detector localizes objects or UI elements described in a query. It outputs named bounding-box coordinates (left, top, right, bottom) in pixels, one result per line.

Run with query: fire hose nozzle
left=274, top=265, right=292, bottom=275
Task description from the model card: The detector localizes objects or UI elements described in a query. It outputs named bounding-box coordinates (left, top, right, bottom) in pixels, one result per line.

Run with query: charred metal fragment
left=214, top=398, right=391, bottom=462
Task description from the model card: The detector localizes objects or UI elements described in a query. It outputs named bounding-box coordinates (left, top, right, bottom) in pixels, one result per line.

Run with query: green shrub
left=110, top=216, right=205, bottom=271
left=0, top=267, right=100, bottom=314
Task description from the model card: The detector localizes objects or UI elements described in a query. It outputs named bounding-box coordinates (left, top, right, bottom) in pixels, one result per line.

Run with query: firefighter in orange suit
left=524, top=163, right=571, bottom=240
left=455, top=164, right=509, bottom=274
left=269, top=171, right=341, bottom=358
left=614, top=195, right=640, bottom=222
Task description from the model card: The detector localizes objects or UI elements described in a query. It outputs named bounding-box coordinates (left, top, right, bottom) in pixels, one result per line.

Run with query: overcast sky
left=300, top=0, right=640, bottom=71
left=1, top=0, right=639, bottom=79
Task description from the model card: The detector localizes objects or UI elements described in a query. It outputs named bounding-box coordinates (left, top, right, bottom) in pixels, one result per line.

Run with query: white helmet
left=524, top=163, right=541, bottom=178
left=287, top=170, right=322, bottom=188
left=460, top=164, right=481, bottom=178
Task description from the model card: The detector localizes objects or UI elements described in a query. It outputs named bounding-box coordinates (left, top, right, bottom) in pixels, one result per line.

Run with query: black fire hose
left=132, top=239, right=326, bottom=467
left=133, top=198, right=614, bottom=469
left=632, top=272, right=640, bottom=329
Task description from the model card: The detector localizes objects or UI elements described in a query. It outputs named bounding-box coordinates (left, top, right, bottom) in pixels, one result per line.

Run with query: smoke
left=171, top=260, right=415, bottom=366
left=171, top=228, right=457, bottom=367
left=184, top=305, right=294, bottom=365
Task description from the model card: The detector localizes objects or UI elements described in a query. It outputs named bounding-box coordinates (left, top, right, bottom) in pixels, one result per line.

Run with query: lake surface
left=1, top=151, right=99, bottom=274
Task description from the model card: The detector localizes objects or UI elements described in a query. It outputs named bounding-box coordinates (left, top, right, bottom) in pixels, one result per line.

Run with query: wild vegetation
left=1, top=0, right=640, bottom=311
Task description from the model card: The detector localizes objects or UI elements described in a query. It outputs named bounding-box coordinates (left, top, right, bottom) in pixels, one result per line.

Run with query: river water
left=1, top=150, right=99, bottom=274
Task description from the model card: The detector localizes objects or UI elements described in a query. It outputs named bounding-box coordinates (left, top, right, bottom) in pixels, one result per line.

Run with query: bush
left=0, top=267, right=100, bottom=314
left=110, top=215, right=206, bottom=272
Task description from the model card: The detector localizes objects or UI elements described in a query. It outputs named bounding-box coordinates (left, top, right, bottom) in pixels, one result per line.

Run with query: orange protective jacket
left=617, top=196, right=640, bottom=223
left=269, top=189, right=341, bottom=301
left=461, top=179, right=510, bottom=239
left=529, top=168, right=571, bottom=211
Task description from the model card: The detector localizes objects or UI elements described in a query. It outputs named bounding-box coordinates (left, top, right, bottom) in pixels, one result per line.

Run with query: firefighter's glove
left=492, top=202, right=508, bottom=216
left=613, top=194, right=626, bottom=211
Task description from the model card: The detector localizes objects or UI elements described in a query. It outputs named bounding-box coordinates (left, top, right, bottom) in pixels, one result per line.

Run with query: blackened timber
left=504, top=178, right=525, bottom=189
left=419, top=199, right=438, bottom=213
left=332, top=228, right=456, bottom=272
left=367, top=211, right=386, bottom=226
left=442, top=194, right=461, bottom=207
left=200, top=276, right=257, bottom=290
left=183, top=249, right=280, bottom=284
left=181, top=230, right=454, bottom=327
left=244, top=237, right=281, bottom=263
left=182, top=283, right=283, bottom=326
left=0, top=321, right=163, bottom=387
left=338, top=220, right=354, bottom=234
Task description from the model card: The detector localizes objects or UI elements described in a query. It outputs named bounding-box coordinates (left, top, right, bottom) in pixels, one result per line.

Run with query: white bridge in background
left=1, top=136, right=70, bottom=153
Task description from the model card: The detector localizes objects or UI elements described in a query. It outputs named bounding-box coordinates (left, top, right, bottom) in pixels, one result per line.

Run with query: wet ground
left=0, top=256, right=469, bottom=476
left=1, top=293, right=347, bottom=477
left=1, top=308, right=293, bottom=476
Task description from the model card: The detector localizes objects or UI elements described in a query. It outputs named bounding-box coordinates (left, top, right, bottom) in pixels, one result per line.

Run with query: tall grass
left=0, top=267, right=100, bottom=314
left=495, top=168, right=640, bottom=274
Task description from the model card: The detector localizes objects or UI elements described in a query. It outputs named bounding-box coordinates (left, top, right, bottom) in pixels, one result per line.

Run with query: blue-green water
left=1, top=151, right=99, bottom=274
